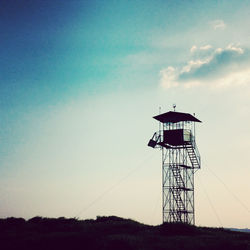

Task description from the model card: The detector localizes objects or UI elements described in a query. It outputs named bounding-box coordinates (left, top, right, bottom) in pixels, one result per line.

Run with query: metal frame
left=149, top=118, right=201, bottom=224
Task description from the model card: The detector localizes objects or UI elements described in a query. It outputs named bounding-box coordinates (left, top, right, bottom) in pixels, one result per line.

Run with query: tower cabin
left=148, top=111, right=201, bottom=149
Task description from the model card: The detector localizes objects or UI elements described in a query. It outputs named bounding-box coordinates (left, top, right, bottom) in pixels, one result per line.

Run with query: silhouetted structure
left=148, top=108, right=201, bottom=224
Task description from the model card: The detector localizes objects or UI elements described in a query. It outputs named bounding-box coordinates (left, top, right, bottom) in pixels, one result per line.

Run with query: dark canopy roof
left=153, top=111, right=201, bottom=123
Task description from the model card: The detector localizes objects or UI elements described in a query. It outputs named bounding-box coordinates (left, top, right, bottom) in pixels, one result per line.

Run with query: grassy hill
left=0, top=216, right=250, bottom=250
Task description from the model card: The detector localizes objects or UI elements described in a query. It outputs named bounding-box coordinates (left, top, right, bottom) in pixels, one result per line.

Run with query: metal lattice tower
left=148, top=109, right=201, bottom=224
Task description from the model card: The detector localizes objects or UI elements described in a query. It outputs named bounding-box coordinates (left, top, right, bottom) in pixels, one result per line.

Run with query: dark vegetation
left=0, top=216, right=250, bottom=250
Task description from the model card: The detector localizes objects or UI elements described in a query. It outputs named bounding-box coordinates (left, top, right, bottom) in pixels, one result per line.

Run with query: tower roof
left=153, top=111, right=201, bottom=123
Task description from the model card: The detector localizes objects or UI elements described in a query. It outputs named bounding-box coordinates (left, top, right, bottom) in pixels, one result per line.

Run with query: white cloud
left=181, top=59, right=209, bottom=74
left=190, top=45, right=212, bottom=54
left=200, top=45, right=212, bottom=50
left=160, top=67, right=178, bottom=88
left=213, top=68, right=250, bottom=88
left=226, top=43, right=244, bottom=54
left=160, top=44, right=250, bottom=89
left=190, top=45, right=197, bottom=53
left=211, top=19, right=226, bottom=30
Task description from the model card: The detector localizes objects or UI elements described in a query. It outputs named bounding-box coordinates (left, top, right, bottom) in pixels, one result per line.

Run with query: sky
left=0, top=0, right=250, bottom=228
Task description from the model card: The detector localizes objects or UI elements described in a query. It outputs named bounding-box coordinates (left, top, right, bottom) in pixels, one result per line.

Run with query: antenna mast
left=173, top=104, right=176, bottom=111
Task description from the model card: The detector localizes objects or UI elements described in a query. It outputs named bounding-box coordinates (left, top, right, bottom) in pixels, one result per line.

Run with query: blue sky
left=1, top=0, right=250, bottom=228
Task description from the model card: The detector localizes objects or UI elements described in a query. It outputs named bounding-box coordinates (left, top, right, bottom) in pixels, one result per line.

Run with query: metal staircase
left=172, top=166, right=185, bottom=188
left=169, top=140, right=201, bottom=221
left=172, top=188, right=185, bottom=219
left=171, top=166, right=185, bottom=217
left=185, top=141, right=201, bottom=169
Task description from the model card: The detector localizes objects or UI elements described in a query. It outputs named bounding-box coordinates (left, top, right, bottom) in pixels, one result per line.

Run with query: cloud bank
left=160, top=44, right=250, bottom=89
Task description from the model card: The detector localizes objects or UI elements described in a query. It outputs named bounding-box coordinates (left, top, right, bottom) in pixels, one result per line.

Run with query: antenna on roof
left=173, top=104, right=176, bottom=111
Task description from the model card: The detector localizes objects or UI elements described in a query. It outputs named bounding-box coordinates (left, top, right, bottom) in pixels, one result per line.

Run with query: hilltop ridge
left=0, top=216, right=250, bottom=250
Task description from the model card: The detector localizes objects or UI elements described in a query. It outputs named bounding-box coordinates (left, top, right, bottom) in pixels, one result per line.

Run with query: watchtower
left=148, top=109, right=201, bottom=224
